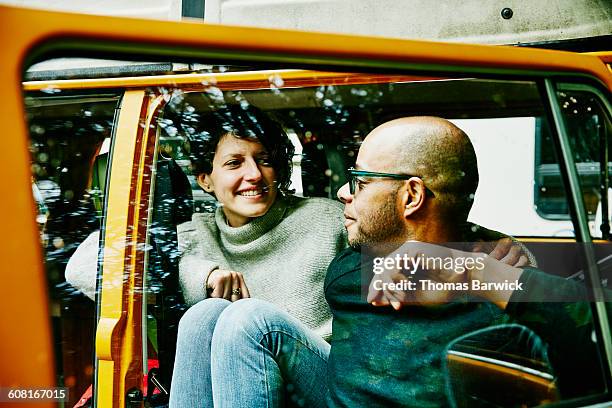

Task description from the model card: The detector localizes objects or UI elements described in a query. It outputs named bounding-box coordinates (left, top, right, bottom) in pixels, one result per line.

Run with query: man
left=325, top=116, right=529, bottom=407
left=326, top=116, right=608, bottom=406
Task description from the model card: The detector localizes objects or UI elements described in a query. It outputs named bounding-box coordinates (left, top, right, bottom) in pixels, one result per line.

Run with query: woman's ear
left=402, top=178, right=426, bottom=219
left=197, top=173, right=214, bottom=193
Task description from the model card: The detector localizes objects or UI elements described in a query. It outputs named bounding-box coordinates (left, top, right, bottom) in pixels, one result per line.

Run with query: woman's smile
left=237, top=186, right=268, bottom=198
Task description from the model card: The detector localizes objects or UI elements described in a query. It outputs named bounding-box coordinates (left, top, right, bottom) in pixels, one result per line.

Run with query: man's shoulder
left=325, top=247, right=362, bottom=284
left=330, top=246, right=361, bottom=267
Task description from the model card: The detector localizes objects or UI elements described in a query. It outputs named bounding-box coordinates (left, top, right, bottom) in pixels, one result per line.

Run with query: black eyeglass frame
left=347, top=167, right=435, bottom=197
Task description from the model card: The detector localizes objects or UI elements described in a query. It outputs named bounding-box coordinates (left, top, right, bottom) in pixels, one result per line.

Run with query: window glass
left=158, top=75, right=563, bottom=237
left=23, top=62, right=610, bottom=407
left=144, top=69, right=608, bottom=405
left=25, top=90, right=120, bottom=406
left=536, top=90, right=612, bottom=238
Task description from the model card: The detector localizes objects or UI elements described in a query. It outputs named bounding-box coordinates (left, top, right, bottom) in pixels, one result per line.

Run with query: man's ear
left=196, top=173, right=214, bottom=193
left=402, top=178, right=427, bottom=218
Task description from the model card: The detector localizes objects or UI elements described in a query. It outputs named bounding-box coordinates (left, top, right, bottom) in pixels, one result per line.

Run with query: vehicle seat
left=147, top=157, right=193, bottom=397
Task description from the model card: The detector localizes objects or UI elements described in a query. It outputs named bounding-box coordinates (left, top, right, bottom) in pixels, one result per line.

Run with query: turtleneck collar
left=215, top=196, right=290, bottom=245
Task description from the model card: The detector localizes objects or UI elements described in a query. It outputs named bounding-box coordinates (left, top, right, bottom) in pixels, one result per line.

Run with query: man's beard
left=348, top=193, right=406, bottom=248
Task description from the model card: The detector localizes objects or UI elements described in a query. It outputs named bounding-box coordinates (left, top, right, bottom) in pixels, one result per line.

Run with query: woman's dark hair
left=186, top=104, right=295, bottom=194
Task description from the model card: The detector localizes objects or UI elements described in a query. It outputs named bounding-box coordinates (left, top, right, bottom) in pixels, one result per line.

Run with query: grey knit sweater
left=178, top=196, right=347, bottom=339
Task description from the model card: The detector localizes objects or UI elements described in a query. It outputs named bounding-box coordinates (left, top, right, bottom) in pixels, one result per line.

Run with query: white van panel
left=455, top=117, right=575, bottom=237
left=0, top=0, right=182, bottom=19
left=205, top=0, right=611, bottom=44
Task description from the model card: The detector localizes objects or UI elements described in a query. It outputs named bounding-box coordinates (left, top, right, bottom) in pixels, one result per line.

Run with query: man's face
left=337, top=135, right=406, bottom=247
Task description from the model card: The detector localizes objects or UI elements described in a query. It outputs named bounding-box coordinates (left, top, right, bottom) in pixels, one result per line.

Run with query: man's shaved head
left=362, top=116, right=478, bottom=220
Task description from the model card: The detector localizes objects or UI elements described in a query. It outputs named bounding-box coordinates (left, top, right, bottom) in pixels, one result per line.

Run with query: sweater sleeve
left=178, top=254, right=219, bottom=306
left=177, top=220, right=220, bottom=306
left=65, top=230, right=100, bottom=300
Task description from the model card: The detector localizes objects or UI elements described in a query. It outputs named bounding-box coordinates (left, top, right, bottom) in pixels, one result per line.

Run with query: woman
left=168, top=104, right=346, bottom=407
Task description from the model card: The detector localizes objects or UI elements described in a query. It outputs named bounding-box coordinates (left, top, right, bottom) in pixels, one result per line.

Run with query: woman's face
left=197, top=134, right=278, bottom=227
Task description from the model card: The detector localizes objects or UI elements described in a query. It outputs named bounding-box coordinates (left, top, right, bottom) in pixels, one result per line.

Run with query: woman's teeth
left=239, top=190, right=261, bottom=196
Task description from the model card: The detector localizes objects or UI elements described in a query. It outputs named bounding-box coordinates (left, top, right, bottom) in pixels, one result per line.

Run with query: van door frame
left=544, top=78, right=612, bottom=390
left=1, top=5, right=611, bottom=407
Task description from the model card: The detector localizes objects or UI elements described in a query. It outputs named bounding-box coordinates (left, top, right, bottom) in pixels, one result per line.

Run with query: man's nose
left=243, top=158, right=263, bottom=181
left=337, top=182, right=352, bottom=203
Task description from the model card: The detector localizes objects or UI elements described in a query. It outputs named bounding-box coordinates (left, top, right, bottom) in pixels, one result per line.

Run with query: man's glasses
left=347, top=167, right=435, bottom=197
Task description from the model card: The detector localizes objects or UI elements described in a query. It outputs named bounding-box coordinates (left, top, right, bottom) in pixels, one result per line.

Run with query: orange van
left=2, top=5, right=611, bottom=407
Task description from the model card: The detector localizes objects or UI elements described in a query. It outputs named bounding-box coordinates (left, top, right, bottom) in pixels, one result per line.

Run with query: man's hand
left=206, top=269, right=251, bottom=301
left=367, top=241, right=466, bottom=310
left=367, top=268, right=412, bottom=310
left=367, top=239, right=527, bottom=311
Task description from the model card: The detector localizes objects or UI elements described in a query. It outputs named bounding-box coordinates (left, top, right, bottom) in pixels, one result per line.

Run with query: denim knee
left=213, top=298, right=282, bottom=342
left=177, top=297, right=231, bottom=339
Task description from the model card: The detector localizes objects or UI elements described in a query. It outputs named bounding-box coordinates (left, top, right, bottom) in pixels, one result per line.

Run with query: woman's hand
left=206, top=269, right=251, bottom=301
left=472, top=238, right=531, bottom=267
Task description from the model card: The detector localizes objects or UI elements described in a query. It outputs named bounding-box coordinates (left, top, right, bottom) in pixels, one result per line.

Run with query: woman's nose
left=243, top=158, right=263, bottom=181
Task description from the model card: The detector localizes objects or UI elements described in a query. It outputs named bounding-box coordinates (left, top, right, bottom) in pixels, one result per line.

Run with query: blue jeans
left=169, top=298, right=330, bottom=407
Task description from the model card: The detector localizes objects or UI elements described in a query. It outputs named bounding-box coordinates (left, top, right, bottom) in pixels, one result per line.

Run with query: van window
left=25, top=89, right=120, bottom=406
left=534, top=86, right=612, bottom=238
left=22, top=64, right=609, bottom=408
left=156, top=75, right=571, bottom=238
left=142, top=69, right=608, bottom=405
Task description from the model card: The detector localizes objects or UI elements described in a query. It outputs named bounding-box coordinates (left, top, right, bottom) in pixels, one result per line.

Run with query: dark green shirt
left=324, top=247, right=500, bottom=407
left=325, top=248, right=609, bottom=406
